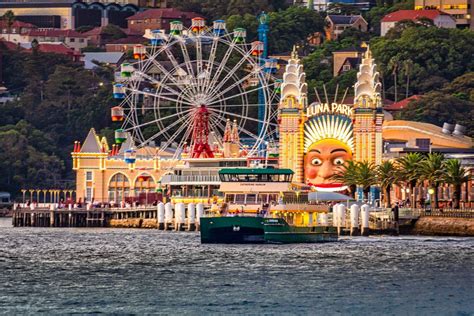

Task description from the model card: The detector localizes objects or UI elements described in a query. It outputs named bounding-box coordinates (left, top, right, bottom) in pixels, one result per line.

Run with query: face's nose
left=317, top=160, right=334, bottom=180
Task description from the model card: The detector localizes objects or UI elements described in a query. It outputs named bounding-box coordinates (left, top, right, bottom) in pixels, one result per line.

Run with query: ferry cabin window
left=219, top=172, right=293, bottom=182
left=257, top=194, right=269, bottom=203
left=235, top=194, right=245, bottom=203
left=246, top=194, right=257, bottom=204
left=225, top=194, right=235, bottom=203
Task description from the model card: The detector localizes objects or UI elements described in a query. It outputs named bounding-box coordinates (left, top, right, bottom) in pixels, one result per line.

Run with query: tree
left=76, top=25, right=94, bottom=33
left=355, top=161, right=378, bottom=200
left=377, top=160, right=399, bottom=208
left=396, top=152, right=423, bottom=207
left=173, top=0, right=289, bottom=20
left=2, top=10, right=15, bottom=42
left=403, top=59, right=413, bottom=98
left=443, top=159, right=469, bottom=209
left=268, top=7, right=325, bottom=53
left=332, top=161, right=377, bottom=200
left=102, top=24, right=126, bottom=40
left=331, top=160, right=359, bottom=197
left=419, top=153, right=445, bottom=209
left=372, top=27, right=474, bottom=96
left=388, top=56, right=399, bottom=102
left=399, top=73, right=474, bottom=137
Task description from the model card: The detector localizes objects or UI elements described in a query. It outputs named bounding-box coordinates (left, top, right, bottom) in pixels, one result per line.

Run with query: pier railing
left=400, top=208, right=474, bottom=219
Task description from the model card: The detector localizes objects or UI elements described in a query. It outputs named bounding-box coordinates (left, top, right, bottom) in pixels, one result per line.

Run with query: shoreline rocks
left=412, top=217, right=474, bottom=236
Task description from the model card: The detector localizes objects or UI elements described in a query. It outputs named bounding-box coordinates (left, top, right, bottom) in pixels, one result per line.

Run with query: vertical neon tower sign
left=257, top=12, right=269, bottom=153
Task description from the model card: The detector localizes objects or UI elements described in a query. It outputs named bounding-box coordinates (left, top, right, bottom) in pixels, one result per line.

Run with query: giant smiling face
left=304, top=139, right=352, bottom=191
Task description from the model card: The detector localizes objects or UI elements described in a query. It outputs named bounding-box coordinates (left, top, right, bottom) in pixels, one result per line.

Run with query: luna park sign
left=306, top=102, right=353, bottom=118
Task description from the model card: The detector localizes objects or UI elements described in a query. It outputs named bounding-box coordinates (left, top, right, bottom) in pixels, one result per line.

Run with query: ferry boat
left=200, top=168, right=338, bottom=244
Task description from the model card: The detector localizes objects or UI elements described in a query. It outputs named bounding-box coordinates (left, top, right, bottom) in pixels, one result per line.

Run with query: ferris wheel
left=111, top=18, right=281, bottom=160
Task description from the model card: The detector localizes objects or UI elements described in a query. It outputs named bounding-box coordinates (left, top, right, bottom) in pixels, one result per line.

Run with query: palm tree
left=396, top=152, right=424, bottom=208
left=388, top=56, right=399, bottom=102
left=377, top=160, right=399, bottom=208
left=403, top=59, right=413, bottom=99
left=419, top=153, right=445, bottom=209
left=443, top=159, right=469, bottom=209
left=2, top=10, right=15, bottom=42
left=355, top=161, right=378, bottom=200
left=331, top=160, right=358, bottom=197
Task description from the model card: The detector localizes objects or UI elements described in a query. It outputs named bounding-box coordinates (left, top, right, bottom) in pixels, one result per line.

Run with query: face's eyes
left=311, top=158, right=322, bottom=166
left=333, top=158, right=345, bottom=166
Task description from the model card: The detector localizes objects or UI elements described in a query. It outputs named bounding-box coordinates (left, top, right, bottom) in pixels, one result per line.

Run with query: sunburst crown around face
left=304, top=114, right=354, bottom=153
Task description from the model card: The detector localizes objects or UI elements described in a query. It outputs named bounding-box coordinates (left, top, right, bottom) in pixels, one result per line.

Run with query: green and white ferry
left=200, top=168, right=338, bottom=244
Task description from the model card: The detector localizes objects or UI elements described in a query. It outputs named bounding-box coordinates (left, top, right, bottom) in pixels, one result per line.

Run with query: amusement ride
left=111, top=15, right=281, bottom=163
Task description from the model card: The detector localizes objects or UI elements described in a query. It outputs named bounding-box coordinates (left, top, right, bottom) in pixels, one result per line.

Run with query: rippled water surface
left=0, top=218, right=473, bottom=315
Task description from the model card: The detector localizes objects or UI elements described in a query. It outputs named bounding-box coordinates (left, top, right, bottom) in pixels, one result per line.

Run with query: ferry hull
left=200, top=217, right=338, bottom=244
left=200, top=217, right=265, bottom=244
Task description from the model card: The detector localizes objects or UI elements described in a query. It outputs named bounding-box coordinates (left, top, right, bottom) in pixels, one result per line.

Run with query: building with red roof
left=381, top=10, right=456, bottom=35
left=384, top=95, right=421, bottom=112
left=127, top=8, right=203, bottom=33
left=22, top=29, right=88, bottom=52
left=0, top=20, right=37, bottom=43
left=36, top=43, right=84, bottom=63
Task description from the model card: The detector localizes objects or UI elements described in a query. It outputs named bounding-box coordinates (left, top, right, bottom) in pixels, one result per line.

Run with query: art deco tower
left=278, top=47, right=308, bottom=183
left=353, top=47, right=384, bottom=165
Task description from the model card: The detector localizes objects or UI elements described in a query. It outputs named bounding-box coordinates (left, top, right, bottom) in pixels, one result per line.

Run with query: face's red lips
left=307, top=182, right=347, bottom=192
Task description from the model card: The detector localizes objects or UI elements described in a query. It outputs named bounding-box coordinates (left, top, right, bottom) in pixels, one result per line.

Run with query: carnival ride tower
left=353, top=47, right=384, bottom=165
left=278, top=47, right=308, bottom=183
left=190, top=105, right=214, bottom=158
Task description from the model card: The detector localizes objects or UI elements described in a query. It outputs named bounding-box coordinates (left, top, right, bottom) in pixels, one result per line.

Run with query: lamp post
left=21, top=189, right=26, bottom=205
left=428, top=188, right=435, bottom=210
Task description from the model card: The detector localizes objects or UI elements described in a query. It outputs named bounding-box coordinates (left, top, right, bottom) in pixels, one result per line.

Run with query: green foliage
left=371, top=27, right=474, bottom=98
left=174, top=0, right=289, bottom=20
left=398, top=73, right=474, bottom=137
left=443, top=159, right=469, bottom=208
left=419, top=153, right=445, bottom=208
left=268, top=6, right=325, bottom=53
left=75, top=25, right=94, bottom=33
left=2, top=10, right=15, bottom=27
left=377, top=160, right=399, bottom=207
left=82, top=45, right=106, bottom=53
left=0, top=50, right=114, bottom=196
left=227, top=7, right=325, bottom=54
left=332, top=160, right=377, bottom=198
left=226, top=13, right=259, bottom=41
left=0, top=121, right=64, bottom=193
left=303, top=27, right=364, bottom=100
left=363, top=0, right=413, bottom=35
left=101, top=24, right=127, bottom=40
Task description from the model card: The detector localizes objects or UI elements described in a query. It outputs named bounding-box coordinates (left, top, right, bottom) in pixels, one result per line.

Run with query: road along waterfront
left=0, top=218, right=473, bottom=314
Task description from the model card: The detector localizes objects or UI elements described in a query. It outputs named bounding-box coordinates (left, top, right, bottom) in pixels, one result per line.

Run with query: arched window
left=108, top=173, right=130, bottom=203
left=134, top=173, right=156, bottom=196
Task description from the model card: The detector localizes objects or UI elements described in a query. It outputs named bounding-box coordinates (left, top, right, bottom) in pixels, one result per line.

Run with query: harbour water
left=0, top=217, right=473, bottom=315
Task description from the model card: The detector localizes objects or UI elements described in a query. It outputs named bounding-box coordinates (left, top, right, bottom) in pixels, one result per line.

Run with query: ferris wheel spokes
left=133, top=70, right=193, bottom=102
left=123, top=108, right=194, bottom=133
left=203, top=65, right=266, bottom=103
left=208, top=108, right=276, bottom=127
left=128, top=87, right=195, bottom=107
left=136, top=110, right=194, bottom=151
left=206, top=82, right=276, bottom=106
left=204, top=40, right=237, bottom=96
left=204, top=47, right=256, bottom=98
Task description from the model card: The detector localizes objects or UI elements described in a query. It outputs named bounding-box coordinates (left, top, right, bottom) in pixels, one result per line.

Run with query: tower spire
left=291, top=45, right=298, bottom=60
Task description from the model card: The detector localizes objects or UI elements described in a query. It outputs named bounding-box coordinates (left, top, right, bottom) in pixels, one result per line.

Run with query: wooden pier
left=12, top=208, right=111, bottom=228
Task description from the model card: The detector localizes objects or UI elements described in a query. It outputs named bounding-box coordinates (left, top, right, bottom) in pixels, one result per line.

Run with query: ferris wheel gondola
left=111, top=19, right=280, bottom=160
